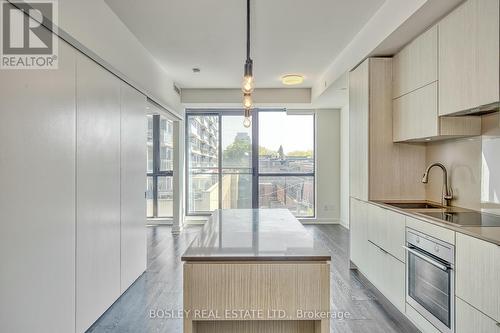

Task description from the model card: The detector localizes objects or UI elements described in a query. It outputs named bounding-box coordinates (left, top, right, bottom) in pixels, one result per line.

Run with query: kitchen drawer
left=456, top=297, right=500, bottom=333
left=405, top=216, right=455, bottom=245
left=456, top=233, right=500, bottom=322
left=368, top=203, right=406, bottom=262
left=367, top=241, right=405, bottom=312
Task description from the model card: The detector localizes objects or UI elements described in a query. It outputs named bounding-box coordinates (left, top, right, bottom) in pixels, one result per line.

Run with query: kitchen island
left=182, top=209, right=331, bottom=333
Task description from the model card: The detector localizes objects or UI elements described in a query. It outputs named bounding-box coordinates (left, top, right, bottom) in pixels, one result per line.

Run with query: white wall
left=51, top=0, right=182, bottom=115
left=340, top=105, right=350, bottom=228
left=313, top=109, right=341, bottom=223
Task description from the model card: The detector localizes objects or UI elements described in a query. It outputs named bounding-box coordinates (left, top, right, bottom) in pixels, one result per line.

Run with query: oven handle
left=403, top=246, right=451, bottom=271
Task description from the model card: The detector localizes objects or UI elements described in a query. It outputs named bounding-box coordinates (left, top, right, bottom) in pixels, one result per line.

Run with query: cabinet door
left=456, top=297, right=500, bottom=333
left=393, top=25, right=438, bottom=99
left=393, top=82, right=438, bottom=142
left=381, top=246, right=406, bottom=312
left=367, top=204, right=385, bottom=249
left=0, top=40, right=76, bottom=333
left=350, top=198, right=369, bottom=274
left=438, top=0, right=499, bottom=115
left=76, top=54, right=122, bottom=333
left=367, top=241, right=406, bottom=312
left=384, top=209, right=406, bottom=262
left=456, top=233, right=500, bottom=322
left=349, top=61, right=369, bottom=201
left=120, top=83, right=147, bottom=292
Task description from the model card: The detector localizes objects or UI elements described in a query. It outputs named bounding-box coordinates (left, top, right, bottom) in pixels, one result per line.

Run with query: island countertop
left=181, top=209, right=331, bottom=262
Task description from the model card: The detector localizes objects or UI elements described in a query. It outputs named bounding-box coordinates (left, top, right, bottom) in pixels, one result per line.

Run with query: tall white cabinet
left=120, top=84, right=147, bottom=293
left=0, top=34, right=147, bottom=333
left=0, top=40, right=77, bottom=333
left=75, top=54, right=123, bottom=333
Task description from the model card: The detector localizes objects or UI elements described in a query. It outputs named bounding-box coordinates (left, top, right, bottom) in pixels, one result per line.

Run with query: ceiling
left=104, top=0, right=385, bottom=89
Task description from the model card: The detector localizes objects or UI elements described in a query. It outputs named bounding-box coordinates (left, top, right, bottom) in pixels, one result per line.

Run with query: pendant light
left=242, top=0, right=254, bottom=128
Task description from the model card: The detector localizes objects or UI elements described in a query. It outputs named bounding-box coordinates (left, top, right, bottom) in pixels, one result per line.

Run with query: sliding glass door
left=186, top=109, right=315, bottom=218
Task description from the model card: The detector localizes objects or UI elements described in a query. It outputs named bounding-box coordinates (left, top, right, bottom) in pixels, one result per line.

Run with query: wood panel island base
left=182, top=209, right=331, bottom=333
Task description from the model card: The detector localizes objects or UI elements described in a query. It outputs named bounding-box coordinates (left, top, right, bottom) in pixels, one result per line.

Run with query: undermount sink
left=384, top=202, right=444, bottom=209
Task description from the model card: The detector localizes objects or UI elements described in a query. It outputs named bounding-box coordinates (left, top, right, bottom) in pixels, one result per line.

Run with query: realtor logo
left=1, top=0, right=58, bottom=69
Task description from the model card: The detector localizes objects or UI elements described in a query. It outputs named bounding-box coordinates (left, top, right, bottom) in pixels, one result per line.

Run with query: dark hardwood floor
left=87, top=224, right=419, bottom=333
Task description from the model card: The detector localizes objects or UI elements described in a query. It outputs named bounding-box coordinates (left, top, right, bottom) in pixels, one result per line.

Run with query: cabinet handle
left=369, top=240, right=388, bottom=255
left=403, top=246, right=450, bottom=271
left=379, top=247, right=388, bottom=255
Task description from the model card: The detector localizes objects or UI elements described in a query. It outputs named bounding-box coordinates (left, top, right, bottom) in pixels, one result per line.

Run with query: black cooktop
left=421, top=211, right=500, bottom=227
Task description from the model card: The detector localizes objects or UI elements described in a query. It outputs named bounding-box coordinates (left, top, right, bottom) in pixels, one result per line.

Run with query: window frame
left=147, top=114, right=174, bottom=218
left=185, top=109, right=316, bottom=218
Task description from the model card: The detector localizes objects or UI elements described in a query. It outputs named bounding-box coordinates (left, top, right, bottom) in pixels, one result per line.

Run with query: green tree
left=259, top=146, right=276, bottom=156
left=287, top=150, right=313, bottom=158
left=223, top=138, right=251, bottom=165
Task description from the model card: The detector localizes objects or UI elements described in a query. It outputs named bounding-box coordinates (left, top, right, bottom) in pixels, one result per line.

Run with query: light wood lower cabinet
left=184, top=262, right=330, bottom=333
left=349, top=197, right=370, bottom=273
left=456, top=297, right=500, bottom=333
left=367, top=241, right=405, bottom=312
left=456, top=233, right=500, bottom=323
left=367, top=204, right=405, bottom=262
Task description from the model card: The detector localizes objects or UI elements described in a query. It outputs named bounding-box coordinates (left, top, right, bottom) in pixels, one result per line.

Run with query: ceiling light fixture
left=281, top=74, right=304, bottom=85
left=242, top=0, right=254, bottom=128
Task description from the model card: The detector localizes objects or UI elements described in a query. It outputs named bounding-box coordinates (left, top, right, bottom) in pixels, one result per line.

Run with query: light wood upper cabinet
left=438, top=0, right=500, bottom=115
left=456, top=233, right=500, bottom=323
left=393, top=25, right=437, bottom=99
left=349, top=58, right=426, bottom=201
left=349, top=60, right=369, bottom=201
left=393, top=81, right=482, bottom=142
left=393, top=81, right=439, bottom=142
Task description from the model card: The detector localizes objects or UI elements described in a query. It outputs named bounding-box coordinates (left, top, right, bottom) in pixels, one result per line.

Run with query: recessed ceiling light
left=281, top=74, right=304, bottom=85
left=192, top=67, right=201, bottom=73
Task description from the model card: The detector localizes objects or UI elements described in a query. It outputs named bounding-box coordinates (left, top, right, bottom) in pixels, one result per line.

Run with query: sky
left=221, top=111, right=314, bottom=153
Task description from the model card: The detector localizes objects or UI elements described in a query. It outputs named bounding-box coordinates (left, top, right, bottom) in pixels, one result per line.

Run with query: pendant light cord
left=246, top=0, right=251, bottom=61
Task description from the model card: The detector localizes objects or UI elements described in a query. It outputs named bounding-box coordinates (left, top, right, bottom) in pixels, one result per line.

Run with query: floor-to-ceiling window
left=258, top=111, right=315, bottom=217
left=186, top=112, right=253, bottom=215
left=185, top=109, right=315, bottom=218
left=147, top=114, right=174, bottom=218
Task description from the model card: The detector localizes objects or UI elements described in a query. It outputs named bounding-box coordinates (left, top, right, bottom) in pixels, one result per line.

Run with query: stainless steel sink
left=385, top=202, right=444, bottom=209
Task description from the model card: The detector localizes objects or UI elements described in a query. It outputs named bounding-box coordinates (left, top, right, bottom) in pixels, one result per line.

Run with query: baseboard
left=300, top=218, right=340, bottom=224
left=339, top=218, right=350, bottom=229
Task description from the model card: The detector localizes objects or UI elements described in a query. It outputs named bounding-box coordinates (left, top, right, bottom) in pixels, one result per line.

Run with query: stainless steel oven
left=404, top=228, right=455, bottom=333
